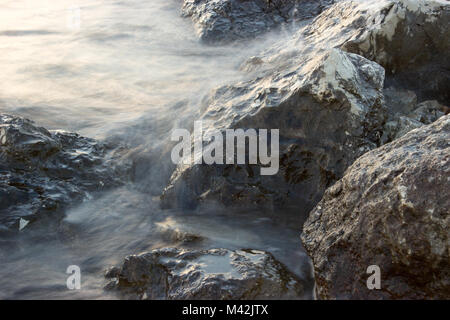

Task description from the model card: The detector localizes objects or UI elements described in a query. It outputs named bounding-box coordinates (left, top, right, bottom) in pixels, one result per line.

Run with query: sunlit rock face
left=0, top=115, right=129, bottom=234
left=105, top=247, right=307, bottom=299
left=181, top=0, right=335, bottom=44
left=339, top=0, right=450, bottom=103
left=162, top=0, right=449, bottom=217
left=302, top=115, right=450, bottom=299
left=161, top=48, right=386, bottom=215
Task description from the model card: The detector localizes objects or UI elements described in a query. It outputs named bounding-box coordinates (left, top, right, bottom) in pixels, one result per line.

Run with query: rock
left=409, top=100, right=447, bottom=125
left=380, top=87, right=448, bottom=143
left=383, top=115, right=423, bottom=142
left=162, top=0, right=449, bottom=217
left=239, top=56, right=265, bottom=72
left=181, top=0, right=335, bottom=44
left=104, top=247, right=306, bottom=299
left=340, top=0, right=450, bottom=103
left=301, top=115, right=450, bottom=299
left=383, top=87, right=417, bottom=116
left=309, top=0, right=450, bottom=123
left=162, top=48, right=386, bottom=214
left=155, top=224, right=205, bottom=244
left=0, top=114, right=129, bottom=234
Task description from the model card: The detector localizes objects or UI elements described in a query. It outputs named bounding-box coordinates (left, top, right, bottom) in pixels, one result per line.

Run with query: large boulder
left=105, top=247, right=306, bottom=299
left=181, top=0, right=335, bottom=44
left=340, top=0, right=450, bottom=103
left=302, top=115, right=449, bottom=299
left=162, top=0, right=449, bottom=217
left=162, top=48, right=386, bottom=214
left=0, top=114, right=129, bottom=234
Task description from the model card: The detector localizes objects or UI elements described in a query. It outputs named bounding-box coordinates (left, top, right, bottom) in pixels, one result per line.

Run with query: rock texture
left=162, top=0, right=449, bottom=216
left=0, top=114, right=128, bottom=234
left=302, top=115, right=450, bottom=299
left=381, top=87, right=448, bottom=143
left=105, top=247, right=306, bottom=299
left=182, top=0, right=335, bottom=43
left=340, top=0, right=450, bottom=103
left=162, top=48, right=386, bottom=214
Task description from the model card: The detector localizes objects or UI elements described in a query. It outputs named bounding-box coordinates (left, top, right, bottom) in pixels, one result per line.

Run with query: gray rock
left=161, top=48, right=386, bottom=215
left=302, top=115, right=450, bottom=299
left=386, top=115, right=423, bottom=141
left=105, top=247, right=306, bottom=299
left=162, top=0, right=449, bottom=217
left=0, top=114, right=129, bottom=234
left=409, top=100, right=447, bottom=125
left=182, top=0, right=335, bottom=44
left=383, top=87, right=418, bottom=116
left=380, top=87, right=448, bottom=143
left=340, top=0, right=450, bottom=103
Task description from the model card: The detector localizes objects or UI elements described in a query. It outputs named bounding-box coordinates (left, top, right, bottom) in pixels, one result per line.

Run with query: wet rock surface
left=302, top=115, right=450, bottom=299
left=162, top=48, right=386, bottom=216
left=1, top=0, right=448, bottom=300
left=181, top=0, right=335, bottom=44
left=0, top=114, right=129, bottom=234
left=340, top=0, right=450, bottom=103
left=162, top=0, right=449, bottom=219
left=105, top=247, right=306, bottom=299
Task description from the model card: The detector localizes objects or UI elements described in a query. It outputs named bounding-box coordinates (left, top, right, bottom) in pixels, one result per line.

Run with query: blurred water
left=0, top=0, right=253, bottom=136
left=0, top=0, right=313, bottom=299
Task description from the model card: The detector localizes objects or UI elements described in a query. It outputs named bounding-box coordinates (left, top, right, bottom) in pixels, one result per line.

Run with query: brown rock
left=302, top=115, right=450, bottom=299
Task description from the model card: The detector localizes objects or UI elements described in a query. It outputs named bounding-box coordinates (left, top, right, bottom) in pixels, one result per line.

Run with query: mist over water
left=0, top=0, right=313, bottom=299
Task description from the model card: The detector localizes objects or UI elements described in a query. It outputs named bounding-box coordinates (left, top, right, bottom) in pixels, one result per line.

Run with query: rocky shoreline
left=1, top=0, right=448, bottom=299
left=162, top=0, right=449, bottom=216
left=302, top=115, right=449, bottom=299
left=163, top=0, right=450, bottom=299
left=0, top=115, right=130, bottom=235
